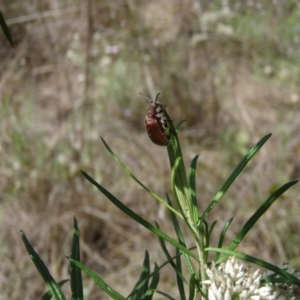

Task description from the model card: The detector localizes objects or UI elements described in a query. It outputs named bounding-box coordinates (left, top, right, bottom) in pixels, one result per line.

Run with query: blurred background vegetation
left=1, top=0, right=300, bottom=299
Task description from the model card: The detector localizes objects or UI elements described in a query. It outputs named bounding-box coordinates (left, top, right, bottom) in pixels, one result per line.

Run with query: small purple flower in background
left=105, top=45, right=119, bottom=54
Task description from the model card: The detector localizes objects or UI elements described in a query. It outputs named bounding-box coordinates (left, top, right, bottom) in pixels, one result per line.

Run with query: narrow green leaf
left=158, top=222, right=188, bottom=297
left=165, top=110, right=196, bottom=228
left=225, top=181, right=298, bottom=258
left=68, top=258, right=126, bottom=300
left=156, top=291, right=176, bottom=300
left=81, top=171, right=198, bottom=261
left=208, top=220, right=218, bottom=243
left=70, top=217, right=83, bottom=300
left=261, top=277, right=300, bottom=285
left=156, top=222, right=188, bottom=288
left=101, top=137, right=182, bottom=219
left=175, top=248, right=186, bottom=300
left=41, top=280, right=69, bottom=300
left=0, top=11, right=15, bottom=48
left=207, top=248, right=300, bottom=287
left=175, top=120, right=187, bottom=132
left=215, top=218, right=233, bottom=261
left=128, top=251, right=178, bottom=299
left=156, top=232, right=198, bottom=298
left=188, top=274, right=196, bottom=300
left=171, top=157, right=196, bottom=231
left=201, top=133, right=272, bottom=221
left=20, top=230, right=66, bottom=300
left=147, top=263, right=160, bottom=299
left=166, top=194, right=196, bottom=275
left=131, top=251, right=150, bottom=299
left=189, top=155, right=200, bottom=223
left=199, top=221, right=209, bottom=262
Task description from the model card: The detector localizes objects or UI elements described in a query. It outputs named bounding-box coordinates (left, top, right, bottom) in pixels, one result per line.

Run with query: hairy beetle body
left=140, top=93, right=170, bottom=146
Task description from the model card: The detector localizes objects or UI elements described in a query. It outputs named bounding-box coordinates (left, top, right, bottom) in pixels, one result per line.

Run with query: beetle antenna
left=139, top=92, right=162, bottom=105
left=139, top=92, right=152, bottom=103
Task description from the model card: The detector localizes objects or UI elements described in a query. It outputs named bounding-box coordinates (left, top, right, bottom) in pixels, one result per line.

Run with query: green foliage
left=21, top=108, right=299, bottom=298
left=21, top=230, right=67, bottom=300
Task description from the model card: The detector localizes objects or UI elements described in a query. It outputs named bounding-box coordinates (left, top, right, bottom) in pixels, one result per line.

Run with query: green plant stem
left=194, top=236, right=207, bottom=296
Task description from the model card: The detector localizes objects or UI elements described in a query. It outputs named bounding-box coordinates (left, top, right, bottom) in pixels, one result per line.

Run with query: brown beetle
left=139, top=93, right=170, bottom=146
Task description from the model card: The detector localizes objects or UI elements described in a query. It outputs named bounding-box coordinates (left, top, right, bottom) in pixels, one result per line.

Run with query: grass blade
left=201, top=133, right=272, bottom=221
left=130, top=250, right=150, bottom=299
left=70, top=217, right=83, bottom=300
left=156, top=291, right=176, bottom=300
left=215, top=218, right=233, bottom=261
left=68, top=258, right=126, bottom=300
left=156, top=223, right=188, bottom=288
left=175, top=247, right=186, bottom=300
left=189, top=155, right=200, bottom=223
left=225, top=180, right=298, bottom=258
left=41, top=280, right=68, bottom=300
left=81, top=171, right=198, bottom=260
left=188, top=273, right=196, bottom=300
left=208, top=220, right=218, bottom=244
left=175, top=120, right=187, bottom=132
left=101, top=137, right=182, bottom=219
left=147, top=263, right=160, bottom=299
left=128, top=253, right=177, bottom=299
left=166, top=194, right=196, bottom=275
left=20, top=230, right=66, bottom=300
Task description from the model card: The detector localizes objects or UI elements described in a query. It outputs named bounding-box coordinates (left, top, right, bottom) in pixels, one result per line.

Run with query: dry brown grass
left=1, top=1, right=300, bottom=299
